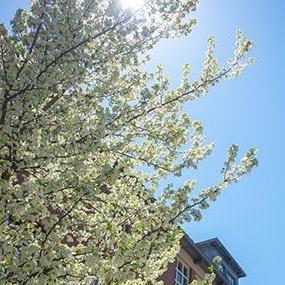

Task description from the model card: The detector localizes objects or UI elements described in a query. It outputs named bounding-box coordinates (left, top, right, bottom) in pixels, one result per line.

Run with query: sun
left=120, top=0, right=144, bottom=10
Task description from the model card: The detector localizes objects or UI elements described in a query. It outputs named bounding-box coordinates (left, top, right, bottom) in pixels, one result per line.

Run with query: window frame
left=217, top=261, right=237, bottom=285
left=175, top=257, right=190, bottom=285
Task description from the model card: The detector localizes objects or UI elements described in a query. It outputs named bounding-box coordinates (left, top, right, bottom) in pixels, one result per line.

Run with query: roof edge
left=181, top=234, right=233, bottom=283
left=196, top=238, right=246, bottom=278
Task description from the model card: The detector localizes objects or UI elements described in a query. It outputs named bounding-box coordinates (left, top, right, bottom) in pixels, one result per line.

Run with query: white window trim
left=175, top=257, right=190, bottom=285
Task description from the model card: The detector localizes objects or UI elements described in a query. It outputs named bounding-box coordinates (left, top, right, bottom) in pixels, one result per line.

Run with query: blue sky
left=0, top=1, right=283, bottom=285
left=148, top=2, right=283, bottom=285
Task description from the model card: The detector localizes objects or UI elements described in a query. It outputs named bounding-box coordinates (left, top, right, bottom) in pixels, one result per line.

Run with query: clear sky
left=0, top=1, right=283, bottom=285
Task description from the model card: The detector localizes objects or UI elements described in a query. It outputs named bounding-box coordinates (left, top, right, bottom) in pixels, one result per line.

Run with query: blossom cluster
left=0, top=0, right=257, bottom=284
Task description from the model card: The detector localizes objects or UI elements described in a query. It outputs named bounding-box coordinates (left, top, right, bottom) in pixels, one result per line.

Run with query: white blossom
left=0, top=0, right=257, bottom=284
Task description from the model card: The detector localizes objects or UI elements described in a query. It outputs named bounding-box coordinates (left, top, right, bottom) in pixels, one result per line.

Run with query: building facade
left=161, top=235, right=246, bottom=285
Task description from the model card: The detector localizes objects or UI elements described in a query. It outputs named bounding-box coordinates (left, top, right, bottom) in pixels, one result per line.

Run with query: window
left=175, top=258, right=190, bottom=285
left=216, top=261, right=237, bottom=285
left=225, top=271, right=237, bottom=285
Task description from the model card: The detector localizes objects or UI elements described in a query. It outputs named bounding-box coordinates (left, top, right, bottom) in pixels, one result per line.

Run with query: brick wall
left=161, top=261, right=176, bottom=285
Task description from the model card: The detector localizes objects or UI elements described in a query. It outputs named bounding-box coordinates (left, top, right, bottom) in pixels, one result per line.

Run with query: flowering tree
left=0, top=0, right=258, bottom=284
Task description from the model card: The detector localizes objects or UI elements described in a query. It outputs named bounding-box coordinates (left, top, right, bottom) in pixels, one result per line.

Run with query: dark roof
left=181, top=234, right=246, bottom=284
left=196, top=238, right=246, bottom=278
left=181, top=234, right=212, bottom=270
left=181, top=234, right=229, bottom=283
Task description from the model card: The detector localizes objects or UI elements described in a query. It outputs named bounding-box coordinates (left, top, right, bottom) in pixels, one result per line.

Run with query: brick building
left=161, top=234, right=246, bottom=285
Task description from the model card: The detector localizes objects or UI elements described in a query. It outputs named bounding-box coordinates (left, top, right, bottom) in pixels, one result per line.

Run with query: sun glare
left=120, top=0, right=144, bottom=10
